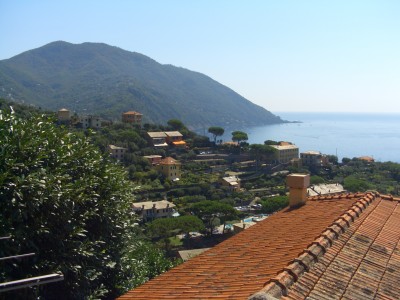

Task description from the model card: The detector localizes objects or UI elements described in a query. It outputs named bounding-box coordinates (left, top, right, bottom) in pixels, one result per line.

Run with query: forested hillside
left=0, top=41, right=284, bottom=130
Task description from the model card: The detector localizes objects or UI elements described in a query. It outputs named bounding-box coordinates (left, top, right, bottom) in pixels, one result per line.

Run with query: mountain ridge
left=0, top=41, right=284, bottom=130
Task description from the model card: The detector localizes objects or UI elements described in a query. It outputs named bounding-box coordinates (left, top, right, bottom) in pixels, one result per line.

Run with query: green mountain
left=0, top=41, right=284, bottom=129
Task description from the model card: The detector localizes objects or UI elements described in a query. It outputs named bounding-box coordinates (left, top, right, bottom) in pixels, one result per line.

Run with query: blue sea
left=243, top=112, right=400, bottom=163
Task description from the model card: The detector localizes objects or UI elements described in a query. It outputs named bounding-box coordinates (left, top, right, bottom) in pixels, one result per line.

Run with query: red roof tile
left=119, top=194, right=359, bottom=299
left=119, top=192, right=400, bottom=299
left=158, top=157, right=180, bottom=165
left=251, top=192, right=400, bottom=300
left=122, top=111, right=142, bottom=115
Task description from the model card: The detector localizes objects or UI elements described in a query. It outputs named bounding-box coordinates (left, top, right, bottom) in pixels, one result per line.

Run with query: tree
left=326, top=155, right=338, bottom=165
left=189, top=201, right=236, bottom=235
left=343, top=175, right=371, bottom=192
left=167, top=119, right=193, bottom=138
left=264, top=140, right=279, bottom=145
left=310, top=175, right=325, bottom=185
left=232, top=131, right=248, bottom=144
left=342, top=157, right=351, bottom=164
left=208, top=126, right=224, bottom=145
left=249, top=144, right=276, bottom=169
left=117, top=241, right=176, bottom=293
left=0, top=109, right=172, bottom=299
left=147, top=216, right=205, bottom=251
left=231, top=131, right=248, bottom=155
left=167, top=119, right=185, bottom=131
left=260, top=196, right=289, bottom=214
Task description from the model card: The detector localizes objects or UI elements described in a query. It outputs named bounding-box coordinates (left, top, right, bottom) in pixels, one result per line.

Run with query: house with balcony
left=220, top=175, right=241, bottom=191
left=165, top=131, right=186, bottom=147
left=271, top=142, right=299, bottom=163
left=78, top=115, right=102, bottom=129
left=132, top=200, right=175, bottom=222
left=147, top=132, right=168, bottom=147
left=122, top=111, right=143, bottom=126
left=300, top=150, right=329, bottom=167
left=108, top=145, right=127, bottom=161
left=156, top=157, right=181, bottom=181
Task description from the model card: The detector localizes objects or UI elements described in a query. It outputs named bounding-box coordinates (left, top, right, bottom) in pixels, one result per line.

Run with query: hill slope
left=0, top=41, right=283, bottom=129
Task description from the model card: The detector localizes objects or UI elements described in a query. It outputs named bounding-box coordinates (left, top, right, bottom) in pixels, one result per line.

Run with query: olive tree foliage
left=0, top=109, right=172, bottom=299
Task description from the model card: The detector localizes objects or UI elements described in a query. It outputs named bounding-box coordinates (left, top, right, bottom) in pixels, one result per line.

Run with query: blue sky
left=1, top=0, right=400, bottom=113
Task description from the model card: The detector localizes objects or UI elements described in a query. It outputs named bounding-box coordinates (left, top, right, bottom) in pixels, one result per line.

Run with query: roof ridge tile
left=249, top=192, right=379, bottom=300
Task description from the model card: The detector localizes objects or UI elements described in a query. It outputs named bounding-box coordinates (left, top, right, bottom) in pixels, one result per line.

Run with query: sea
left=242, top=112, right=400, bottom=163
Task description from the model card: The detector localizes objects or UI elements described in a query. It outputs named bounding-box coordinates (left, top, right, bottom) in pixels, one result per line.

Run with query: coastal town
left=3, top=99, right=400, bottom=299
left=56, top=107, right=385, bottom=254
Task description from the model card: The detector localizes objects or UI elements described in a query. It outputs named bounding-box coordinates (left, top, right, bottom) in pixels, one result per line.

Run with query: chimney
left=286, top=174, right=310, bottom=208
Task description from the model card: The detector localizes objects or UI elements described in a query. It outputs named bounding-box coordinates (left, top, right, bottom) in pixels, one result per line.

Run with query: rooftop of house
left=271, top=144, right=299, bottom=150
left=252, top=193, right=400, bottom=300
left=358, top=156, right=375, bottom=162
left=301, top=150, right=322, bottom=155
left=165, top=131, right=183, bottom=137
left=178, top=248, right=211, bottom=262
left=147, top=131, right=167, bottom=138
left=158, top=157, right=180, bottom=166
left=122, top=111, right=142, bottom=116
left=308, top=183, right=345, bottom=196
left=131, top=200, right=175, bottom=211
left=143, top=155, right=162, bottom=159
left=278, top=141, right=293, bottom=146
left=119, top=192, right=400, bottom=300
left=108, top=145, right=127, bottom=150
left=222, top=176, right=240, bottom=184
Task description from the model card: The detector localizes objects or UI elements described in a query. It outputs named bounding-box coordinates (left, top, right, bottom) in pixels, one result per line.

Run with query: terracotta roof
left=158, top=157, right=180, bottom=165
left=279, top=142, right=293, bottom=146
left=122, top=111, right=142, bottom=115
left=358, top=156, right=375, bottom=162
left=250, top=194, right=400, bottom=300
left=119, top=193, right=366, bottom=299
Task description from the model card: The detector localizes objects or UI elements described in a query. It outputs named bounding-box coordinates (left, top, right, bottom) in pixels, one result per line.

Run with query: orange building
left=156, top=157, right=181, bottom=181
left=165, top=131, right=186, bottom=147
left=121, top=111, right=142, bottom=126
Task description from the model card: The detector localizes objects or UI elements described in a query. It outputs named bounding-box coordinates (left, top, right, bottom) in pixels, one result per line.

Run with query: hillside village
left=56, top=106, right=400, bottom=252
left=2, top=100, right=400, bottom=299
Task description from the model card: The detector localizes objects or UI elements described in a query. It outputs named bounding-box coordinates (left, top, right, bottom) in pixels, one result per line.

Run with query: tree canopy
left=189, top=201, right=236, bottom=234
left=0, top=109, right=173, bottom=299
left=231, top=131, right=248, bottom=144
left=208, top=126, right=224, bottom=144
left=147, top=216, right=205, bottom=240
left=167, top=119, right=185, bottom=131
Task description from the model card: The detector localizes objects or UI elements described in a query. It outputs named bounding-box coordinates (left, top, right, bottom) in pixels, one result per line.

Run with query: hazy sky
left=1, top=1, right=400, bottom=113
